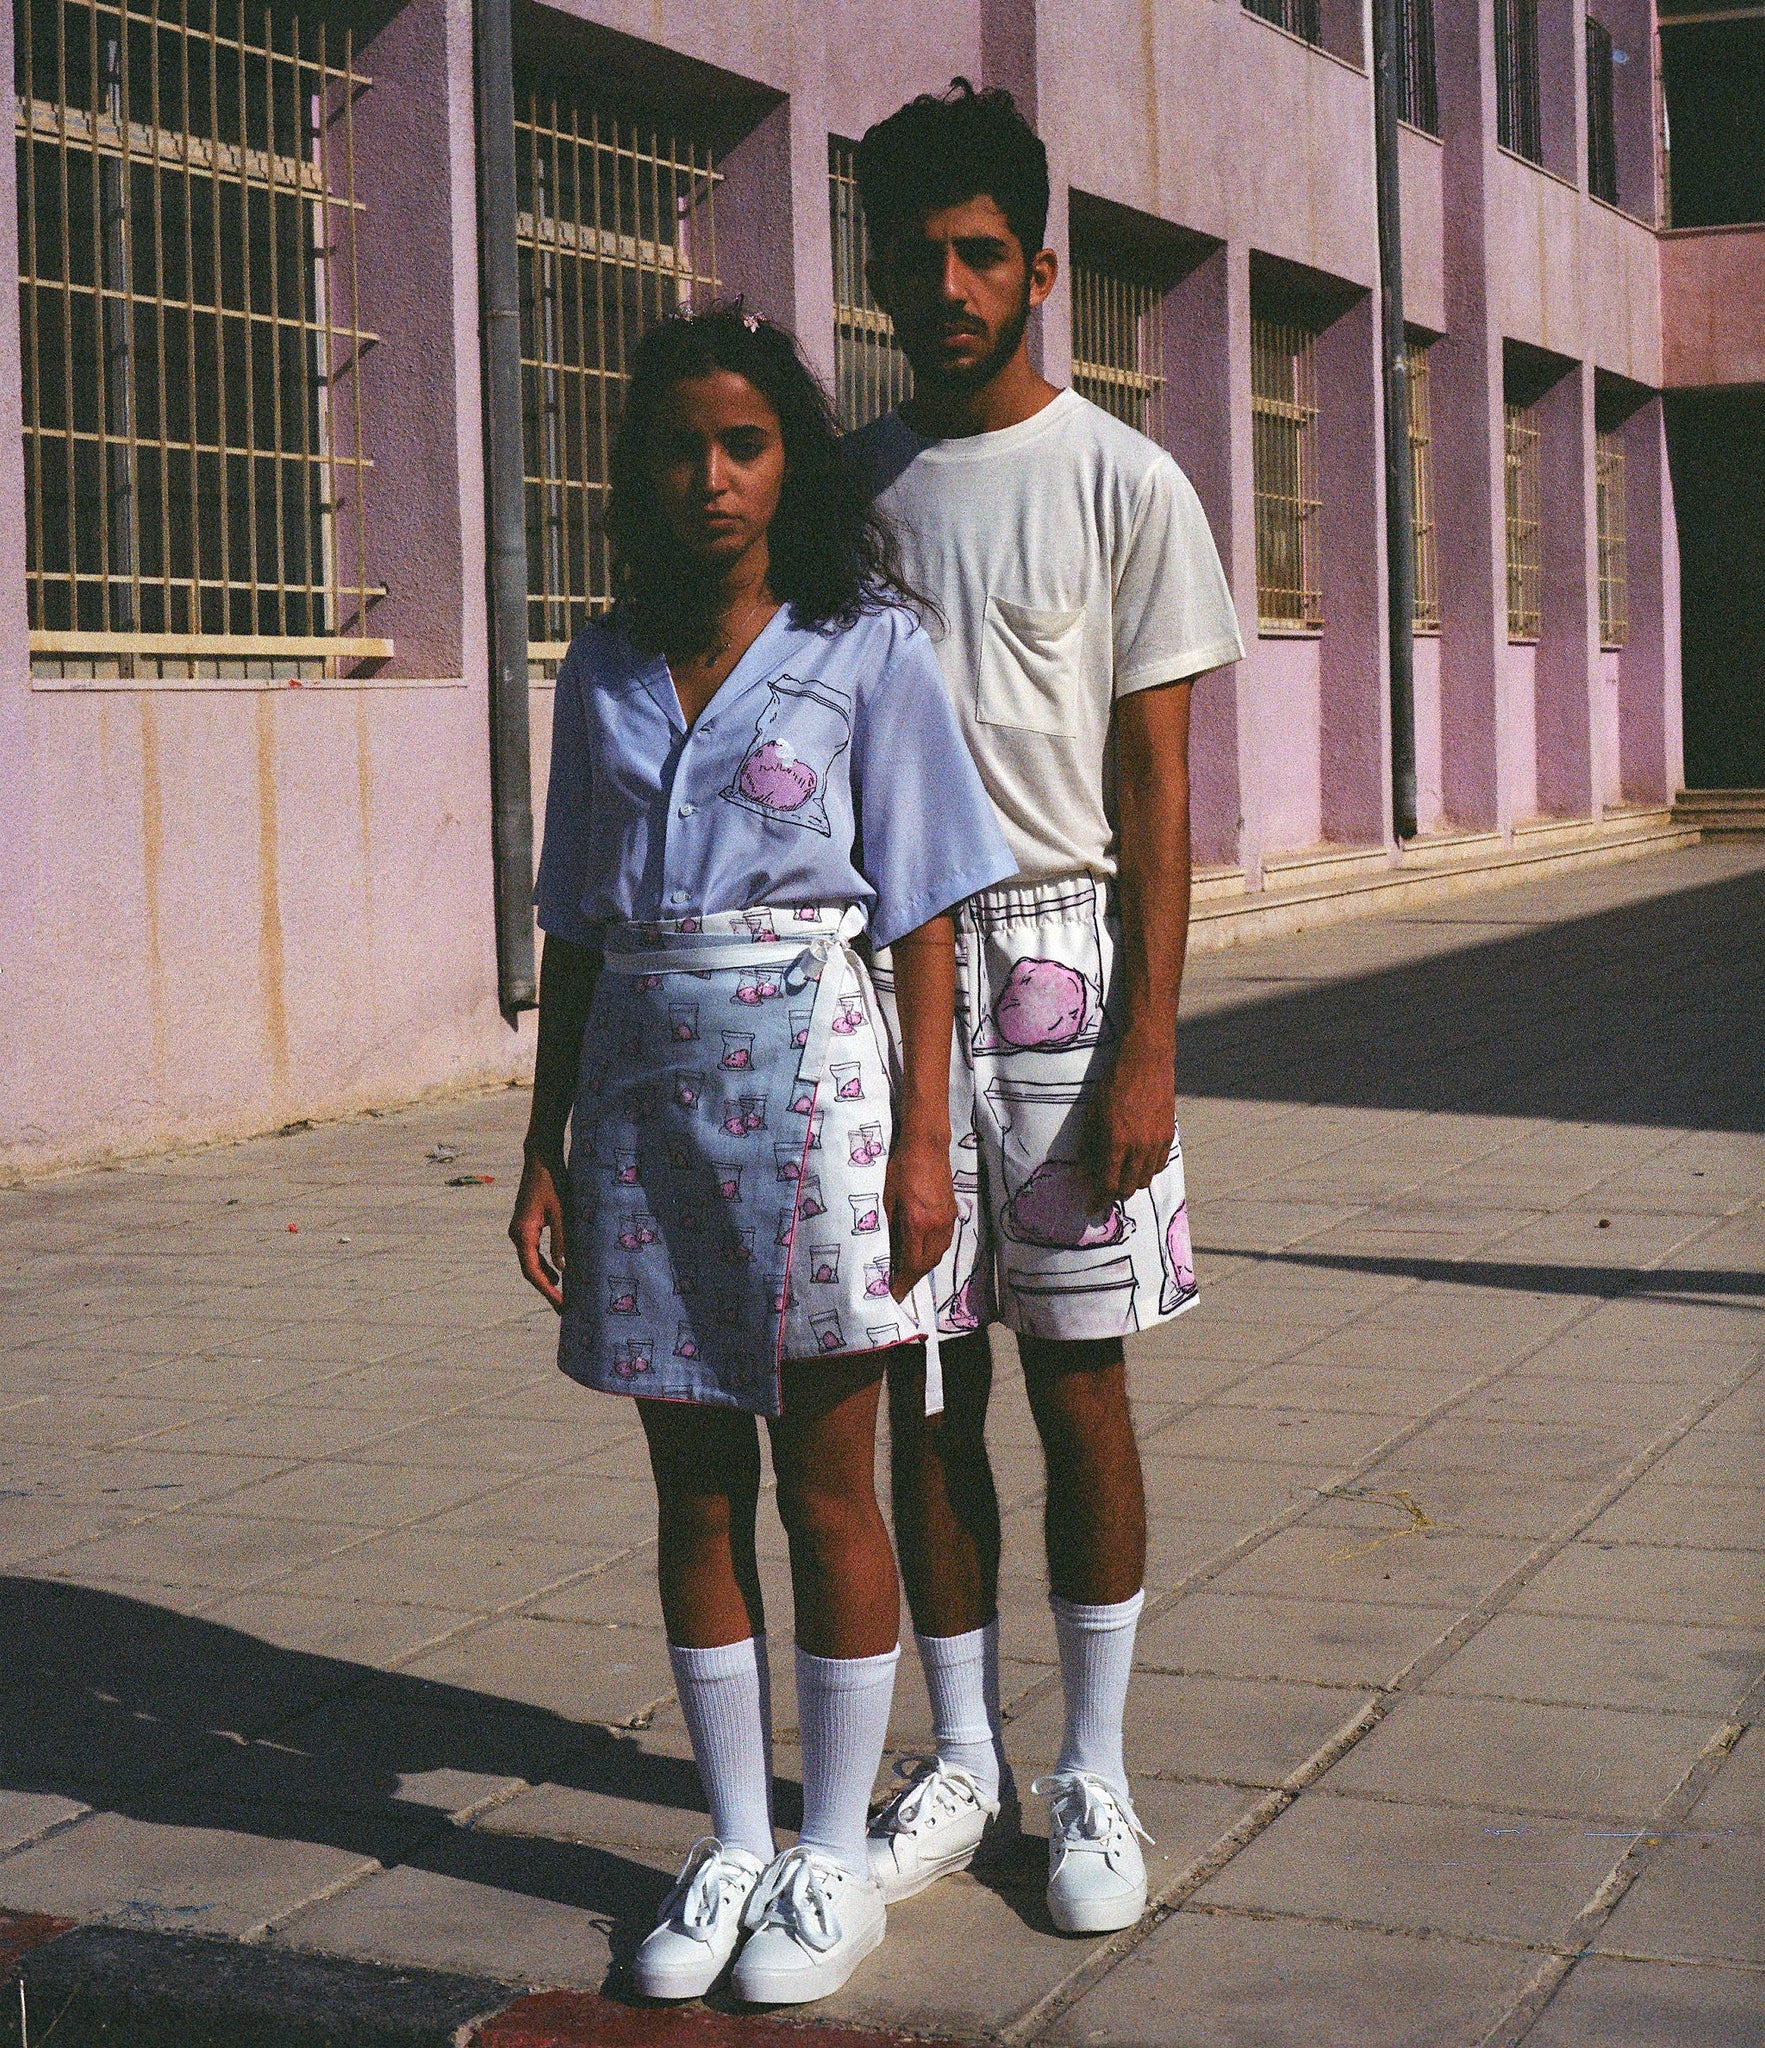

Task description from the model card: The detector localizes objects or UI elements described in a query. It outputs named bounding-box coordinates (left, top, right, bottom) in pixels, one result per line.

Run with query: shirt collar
left=643, top=603, right=812, bottom=735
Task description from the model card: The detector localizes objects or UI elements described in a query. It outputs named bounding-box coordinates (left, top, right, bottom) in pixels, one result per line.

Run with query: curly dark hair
left=855, top=79, right=1049, bottom=264
left=603, top=302, right=927, bottom=649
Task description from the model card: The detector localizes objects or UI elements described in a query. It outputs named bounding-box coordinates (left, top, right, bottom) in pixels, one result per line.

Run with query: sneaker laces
left=666, top=1838, right=757, bottom=1941
left=1032, top=1770, right=1154, bottom=1861
left=874, top=1756, right=997, bottom=1836
left=740, top=1844, right=848, bottom=1955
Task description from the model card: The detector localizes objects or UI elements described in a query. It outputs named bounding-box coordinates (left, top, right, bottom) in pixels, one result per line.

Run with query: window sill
left=1257, top=623, right=1324, bottom=639
left=1238, top=8, right=1366, bottom=78
left=1495, top=145, right=1581, bottom=196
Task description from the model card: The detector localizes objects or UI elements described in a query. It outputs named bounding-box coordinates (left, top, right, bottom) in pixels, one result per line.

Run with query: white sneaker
left=630, top=1838, right=766, bottom=2000
left=732, top=1843, right=887, bottom=2005
left=1034, top=1770, right=1154, bottom=1935
left=866, top=1757, right=1021, bottom=1902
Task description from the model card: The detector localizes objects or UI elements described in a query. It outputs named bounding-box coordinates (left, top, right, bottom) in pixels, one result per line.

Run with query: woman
left=508, top=305, right=1013, bottom=2006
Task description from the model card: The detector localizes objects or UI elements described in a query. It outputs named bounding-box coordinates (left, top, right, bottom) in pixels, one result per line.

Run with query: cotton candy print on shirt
left=533, top=602, right=1014, bottom=955
left=876, top=875, right=1198, bottom=1345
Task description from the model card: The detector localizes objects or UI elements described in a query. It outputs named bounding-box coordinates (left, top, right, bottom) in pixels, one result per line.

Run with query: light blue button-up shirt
left=535, top=601, right=1015, bottom=951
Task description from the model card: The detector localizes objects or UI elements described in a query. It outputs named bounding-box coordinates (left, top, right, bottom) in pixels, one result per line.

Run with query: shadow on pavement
left=0, top=1575, right=731, bottom=1948
left=1179, top=863, right=1765, bottom=1134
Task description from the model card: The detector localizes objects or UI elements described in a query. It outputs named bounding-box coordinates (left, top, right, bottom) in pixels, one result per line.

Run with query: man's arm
left=1085, top=676, right=1198, bottom=1204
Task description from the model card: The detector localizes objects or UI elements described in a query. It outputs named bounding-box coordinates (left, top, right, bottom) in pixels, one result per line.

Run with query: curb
left=0, top=1914, right=948, bottom=2048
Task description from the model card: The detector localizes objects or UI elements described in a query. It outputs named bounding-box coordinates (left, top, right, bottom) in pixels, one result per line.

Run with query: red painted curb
left=471, top=1989, right=942, bottom=2048
left=0, top=1909, right=76, bottom=1979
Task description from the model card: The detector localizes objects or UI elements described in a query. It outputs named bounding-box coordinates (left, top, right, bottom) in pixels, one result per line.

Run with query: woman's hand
left=884, top=1126, right=957, bottom=1302
left=509, top=1148, right=569, bottom=1313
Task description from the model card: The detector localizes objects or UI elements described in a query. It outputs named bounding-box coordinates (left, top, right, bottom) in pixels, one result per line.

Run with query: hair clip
left=742, top=312, right=761, bottom=332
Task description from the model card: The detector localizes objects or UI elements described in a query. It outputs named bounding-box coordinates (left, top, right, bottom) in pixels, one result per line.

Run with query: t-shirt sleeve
left=532, top=639, right=600, bottom=947
left=1112, top=455, right=1246, bottom=697
left=853, top=615, right=1017, bottom=948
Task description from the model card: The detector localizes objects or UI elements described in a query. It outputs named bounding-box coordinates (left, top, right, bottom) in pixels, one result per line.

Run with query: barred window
left=1071, top=262, right=1163, bottom=443
left=1495, top=0, right=1542, bottom=163
left=515, top=90, right=717, bottom=660
left=1596, top=424, right=1626, bottom=647
left=1586, top=16, right=1618, bottom=204
left=1397, top=0, right=1439, bottom=135
left=1243, top=0, right=1321, bottom=44
left=18, top=0, right=380, bottom=682
left=1406, top=341, right=1438, bottom=632
left=828, top=136, right=909, bottom=433
left=1504, top=399, right=1542, bottom=640
left=1251, top=315, right=1322, bottom=631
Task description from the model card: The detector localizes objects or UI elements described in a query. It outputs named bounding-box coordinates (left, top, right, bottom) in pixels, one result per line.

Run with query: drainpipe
left=474, top=0, right=536, bottom=1015
left=1372, top=0, right=1419, bottom=841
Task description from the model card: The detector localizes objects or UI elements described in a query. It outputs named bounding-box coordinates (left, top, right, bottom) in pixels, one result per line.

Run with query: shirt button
left=671, top=889, right=688, bottom=905
left=678, top=802, right=696, bottom=818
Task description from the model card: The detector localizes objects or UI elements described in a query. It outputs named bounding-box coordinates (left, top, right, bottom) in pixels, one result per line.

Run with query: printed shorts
left=875, top=874, right=1197, bottom=1345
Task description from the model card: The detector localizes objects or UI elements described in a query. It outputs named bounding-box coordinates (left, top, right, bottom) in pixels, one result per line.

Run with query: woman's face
left=649, top=369, right=786, bottom=571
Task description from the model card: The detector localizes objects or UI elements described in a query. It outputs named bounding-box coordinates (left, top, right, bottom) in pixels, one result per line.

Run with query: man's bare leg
left=887, top=1330, right=999, bottom=1638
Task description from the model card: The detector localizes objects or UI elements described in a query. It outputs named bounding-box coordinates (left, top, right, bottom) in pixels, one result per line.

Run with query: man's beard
left=907, top=286, right=1032, bottom=394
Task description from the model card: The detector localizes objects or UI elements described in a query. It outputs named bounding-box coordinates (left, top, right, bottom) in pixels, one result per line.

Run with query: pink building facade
left=1, top=0, right=1688, bottom=1177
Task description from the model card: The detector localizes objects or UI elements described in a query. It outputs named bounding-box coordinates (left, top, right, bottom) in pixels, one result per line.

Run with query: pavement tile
left=1519, top=1953, right=1765, bottom=2048
left=203, top=1458, right=513, bottom=1530
left=142, top=1405, right=407, bottom=1460
left=1647, top=1433, right=1765, bottom=1489
left=1383, top=1418, right=1652, bottom=1484
left=0, top=1803, right=425, bottom=1937
left=0, top=1790, right=90, bottom=1855
left=393, top=1616, right=676, bottom=1724
left=1304, top=1469, right=1600, bottom=1541
left=1217, top=1360, right=1478, bottom=1415
left=1041, top=1907, right=1524, bottom=2047
left=267, top=1527, right=596, bottom=1612
left=197, top=1589, right=469, bottom=1666
left=418, top=1470, right=657, bottom=1549
left=1595, top=1828, right=1765, bottom=1965
left=1010, top=1666, right=1366, bottom=1789
left=1194, top=1788, right=1620, bottom=1944
left=270, top=1828, right=647, bottom=1988
left=1576, top=1481, right=1765, bottom=1551
left=352, top=1412, right=611, bottom=1474
left=1424, top=1609, right=1765, bottom=1716
left=1208, top=1521, right=1534, bottom=1609
left=1461, top=1377, right=1705, bottom=1430
left=1136, top=1588, right=1456, bottom=1688
left=1513, top=1542, right=1765, bottom=1628
left=1325, top=1695, right=1715, bottom=1821
left=23, top=1511, right=363, bottom=1595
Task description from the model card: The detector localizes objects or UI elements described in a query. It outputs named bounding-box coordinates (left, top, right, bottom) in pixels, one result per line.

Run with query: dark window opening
left=1662, top=18, right=1765, bottom=228
left=1495, top=0, right=1542, bottom=163
left=1586, top=17, right=1618, bottom=204
left=1244, top=0, right=1321, bottom=46
left=1397, top=0, right=1439, bottom=134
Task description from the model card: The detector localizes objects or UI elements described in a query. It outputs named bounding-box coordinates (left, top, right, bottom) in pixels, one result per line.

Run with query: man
left=850, top=82, right=1243, bottom=1936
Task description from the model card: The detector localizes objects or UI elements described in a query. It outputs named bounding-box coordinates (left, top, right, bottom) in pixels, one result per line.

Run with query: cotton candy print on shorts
left=559, top=905, right=927, bottom=1417
left=874, top=874, right=1197, bottom=1345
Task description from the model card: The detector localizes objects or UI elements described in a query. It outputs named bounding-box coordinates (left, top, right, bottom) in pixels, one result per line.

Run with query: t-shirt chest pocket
left=976, top=596, right=1087, bottom=736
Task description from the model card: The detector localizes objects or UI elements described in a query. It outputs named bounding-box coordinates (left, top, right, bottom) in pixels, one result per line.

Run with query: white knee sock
left=668, top=1636, right=776, bottom=1864
left=795, top=1643, right=900, bottom=1877
left=916, top=1619, right=1008, bottom=1803
left=1050, top=1590, right=1144, bottom=1799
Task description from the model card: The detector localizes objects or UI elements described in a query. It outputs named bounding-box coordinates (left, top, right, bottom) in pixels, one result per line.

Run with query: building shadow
left=1177, top=861, right=1765, bottom=1135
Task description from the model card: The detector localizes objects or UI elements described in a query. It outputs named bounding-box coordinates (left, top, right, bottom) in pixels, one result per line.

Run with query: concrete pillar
left=1534, top=361, right=1596, bottom=817
left=1224, top=240, right=1266, bottom=884
left=1619, top=395, right=1674, bottom=801
left=1316, top=292, right=1390, bottom=845
left=1162, top=246, right=1242, bottom=869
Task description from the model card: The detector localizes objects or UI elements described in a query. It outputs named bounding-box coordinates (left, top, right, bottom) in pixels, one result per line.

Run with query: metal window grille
left=1406, top=341, right=1439, bottom=631
left=18, top=0, right=380, bottom=682
left=828, top=136, right=909, bottom=433
left=1495, top=0, right=1542, bottom=163
left=1586, top=16, right=1618, bottom=204
left=1596, top=424, right=1626, bottom=647
left=1397, top=0, right=1439, bottom=134
left=1243, top=0, right=1321, bottom=44
left=515, top=93, right=718, bottom=660
left=1504, top=399, right=1542, bottom=640
left=1071, top=262, right=1164, bottom=444
left=1251, top=315, right=1322, bottom=631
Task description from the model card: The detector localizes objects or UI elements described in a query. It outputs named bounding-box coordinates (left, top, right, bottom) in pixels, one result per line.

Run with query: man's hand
left=509, top=1149, right=569, bottom=1313
left=884, top=1128, right=958, bottom=1301
left=1084, top=1035, right=1177, bottom=1207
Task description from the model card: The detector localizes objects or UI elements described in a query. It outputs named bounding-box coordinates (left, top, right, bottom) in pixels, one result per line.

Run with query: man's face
left=868, top=193, right=1056, bottom=391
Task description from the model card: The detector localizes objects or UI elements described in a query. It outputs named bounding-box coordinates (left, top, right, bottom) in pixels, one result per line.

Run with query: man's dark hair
left=604, top=302, right=926, bottom=648
left=855, top=79, right=1049, bottom=263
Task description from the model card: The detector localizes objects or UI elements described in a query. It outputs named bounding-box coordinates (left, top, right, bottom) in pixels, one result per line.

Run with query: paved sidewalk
left=3, top=844, right=1762, bottom=2047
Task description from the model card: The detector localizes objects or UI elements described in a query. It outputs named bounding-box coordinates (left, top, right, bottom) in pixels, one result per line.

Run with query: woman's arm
left=881, top=913, right=959, bottom=1303
left=509, top=932, right=600, bottom=1311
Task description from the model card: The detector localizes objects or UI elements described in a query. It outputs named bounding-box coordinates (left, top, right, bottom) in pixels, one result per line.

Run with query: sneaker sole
left=631, top=1951, right=733, bottom=2001
left=876, top=1841, right=979, bottom=1904
left=1047, top=1881, right=1147, bottom=1936
left=733, top=1910, right=886, bottom=2004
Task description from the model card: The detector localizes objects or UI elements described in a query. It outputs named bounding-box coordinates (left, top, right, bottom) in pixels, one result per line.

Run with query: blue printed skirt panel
left=558, top=905, right=927, bottom=1416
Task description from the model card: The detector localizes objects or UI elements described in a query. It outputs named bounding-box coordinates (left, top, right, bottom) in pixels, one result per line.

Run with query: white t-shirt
left=852, top=389, right=1244, bottom=884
